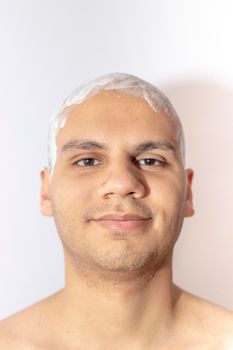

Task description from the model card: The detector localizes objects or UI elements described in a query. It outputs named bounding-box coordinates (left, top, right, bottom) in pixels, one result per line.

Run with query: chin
left=89, top=247, right=162, bottom=275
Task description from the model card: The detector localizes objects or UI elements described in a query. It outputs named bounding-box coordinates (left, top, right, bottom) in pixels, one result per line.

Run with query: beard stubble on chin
left=52, top=200, right=183, bottom=284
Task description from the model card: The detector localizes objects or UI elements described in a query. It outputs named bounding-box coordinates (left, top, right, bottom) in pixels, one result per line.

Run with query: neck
left=54, top=253, right=181, bottom=349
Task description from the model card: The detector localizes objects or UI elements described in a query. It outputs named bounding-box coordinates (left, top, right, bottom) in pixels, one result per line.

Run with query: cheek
left=150, top=175, right=186, bottom=216
left=149, top=178, right=186, bottom=246
left=51, top=178, right=94, bottom=215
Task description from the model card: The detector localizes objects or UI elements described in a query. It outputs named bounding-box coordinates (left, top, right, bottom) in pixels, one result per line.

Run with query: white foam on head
left=47, top=73, right=185, bottom=179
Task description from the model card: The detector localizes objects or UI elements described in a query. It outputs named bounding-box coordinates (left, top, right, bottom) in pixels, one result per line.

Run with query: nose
left=98, top=161, right=147, bottom=199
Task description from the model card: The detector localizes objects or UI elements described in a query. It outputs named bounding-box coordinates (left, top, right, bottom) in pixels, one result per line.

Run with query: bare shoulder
left=175, top=285, right=233, bottom=348
left=0, top=290, right=63, bottom=349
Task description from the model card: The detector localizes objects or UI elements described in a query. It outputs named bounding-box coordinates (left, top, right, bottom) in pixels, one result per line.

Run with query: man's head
left=41, top=74, right=194, bottom=280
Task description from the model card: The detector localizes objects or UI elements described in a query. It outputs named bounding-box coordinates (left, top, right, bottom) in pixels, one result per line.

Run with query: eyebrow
left=60, top=139, right=109, bottom=154
left=133, top=141, right=176, bottom=153
left=60, top=138, right=176, bottom=156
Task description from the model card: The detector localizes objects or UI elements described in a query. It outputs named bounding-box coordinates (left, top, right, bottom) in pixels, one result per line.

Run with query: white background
left=1, top=0, right=233, bottom=319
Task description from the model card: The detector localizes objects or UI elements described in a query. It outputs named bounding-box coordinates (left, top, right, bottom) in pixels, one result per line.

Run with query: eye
left=73, top=158, right=101, bottom=167
left=137, top=158, right=166, bottom=167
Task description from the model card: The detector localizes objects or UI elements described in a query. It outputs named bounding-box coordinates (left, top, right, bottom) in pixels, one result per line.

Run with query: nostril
left=100, top=181, right=147, bottom=199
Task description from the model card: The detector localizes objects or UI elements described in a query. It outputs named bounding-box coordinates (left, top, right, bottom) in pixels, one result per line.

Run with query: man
left=0, top=73, right=233, bottom=349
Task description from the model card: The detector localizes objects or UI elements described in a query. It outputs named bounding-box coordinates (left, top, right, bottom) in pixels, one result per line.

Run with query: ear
left=183, top=168, right=195, bottom=218
left=40, top=167, right=53, bottom=217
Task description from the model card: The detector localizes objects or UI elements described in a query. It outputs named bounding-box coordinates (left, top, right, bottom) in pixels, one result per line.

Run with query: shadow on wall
left=160, top=79, right=233, bottom=310
left=162, top=79, right=233, bottom=163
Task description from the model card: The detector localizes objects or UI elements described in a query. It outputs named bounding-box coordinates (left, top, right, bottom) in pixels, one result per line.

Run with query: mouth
left=92, top=213, right=152, bottom=231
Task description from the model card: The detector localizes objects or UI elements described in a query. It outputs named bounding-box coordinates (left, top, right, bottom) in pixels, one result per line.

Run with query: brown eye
left=137, top=158, right=166, bottom=166
left=74, top=158, right=101, bottom=167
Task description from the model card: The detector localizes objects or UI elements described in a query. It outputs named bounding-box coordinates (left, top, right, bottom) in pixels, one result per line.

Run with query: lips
left=97, top=213, right=149, bottom=221
left=92, top=213, right=152, bottom=231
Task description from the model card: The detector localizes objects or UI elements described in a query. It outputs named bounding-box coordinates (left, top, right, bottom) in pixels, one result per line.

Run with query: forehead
left=56, top=90, right=178, bottom=148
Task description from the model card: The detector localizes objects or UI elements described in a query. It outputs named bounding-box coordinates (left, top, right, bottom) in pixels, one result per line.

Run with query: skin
left=0, top=91, right=233, bottom=350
